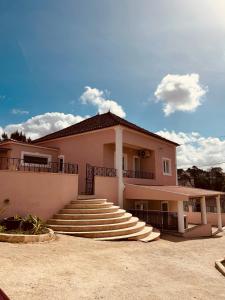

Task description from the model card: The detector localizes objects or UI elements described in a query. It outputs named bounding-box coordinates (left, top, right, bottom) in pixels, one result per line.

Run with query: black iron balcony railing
left=123, top=169, right=154, bottom=179
left=0, top=157, right=78, bottom=174
left=93, top=165, right=117, bottom=177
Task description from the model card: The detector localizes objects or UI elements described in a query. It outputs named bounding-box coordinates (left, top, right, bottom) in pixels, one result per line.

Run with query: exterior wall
left=183, top=224, right=212, bottom=238
left=125, top=184, right=188, bottom=202
left=0, top=142, right=58, bottom=162
left=36, top=126, right=177, bottom=192
left=187, top=211, right=225, bottom=226
left=123, top=129, right=177, bottom=185
left=94, top=176, right=118, bottom=205
left=0, top=170, right=78, bottom=220
left=37, top=129, right=115, bottom=193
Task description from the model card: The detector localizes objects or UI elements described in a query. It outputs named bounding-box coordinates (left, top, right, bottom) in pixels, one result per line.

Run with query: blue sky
left=1, top=0, right=225, bottom=168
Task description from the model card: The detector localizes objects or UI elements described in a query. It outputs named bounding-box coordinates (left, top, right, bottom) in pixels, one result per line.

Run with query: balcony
left=123, top=169, right=154, bottom=179
left=0, top=157, right=78, bottom=174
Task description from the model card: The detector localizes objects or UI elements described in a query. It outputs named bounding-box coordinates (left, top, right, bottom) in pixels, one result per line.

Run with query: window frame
left=21, top=151, right=52, bottom=167
left=162, top=158, right=172, bottom=176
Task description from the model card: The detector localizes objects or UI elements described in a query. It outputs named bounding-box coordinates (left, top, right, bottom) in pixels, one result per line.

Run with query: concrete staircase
left=47, top=195, right=160, bottom=242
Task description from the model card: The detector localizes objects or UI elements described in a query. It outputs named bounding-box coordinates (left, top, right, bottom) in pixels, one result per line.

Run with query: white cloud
left=154, top=73, right=207, bottom=116
left=11, top=109, right=29, bottom=115
left=1, top=112, right=87, bottom=140
left=157, top=130, right=225, bottom=170
left=80, top=86, right=126, bottom=118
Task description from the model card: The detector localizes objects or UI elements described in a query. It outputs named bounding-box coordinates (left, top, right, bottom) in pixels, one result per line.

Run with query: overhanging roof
left=125, top=184, right=225, bottom=202
left=33, top=112, right=179, bottom=146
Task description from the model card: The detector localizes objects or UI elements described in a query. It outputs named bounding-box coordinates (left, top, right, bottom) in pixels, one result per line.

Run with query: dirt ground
left=0, top=233, right=225, bottom=300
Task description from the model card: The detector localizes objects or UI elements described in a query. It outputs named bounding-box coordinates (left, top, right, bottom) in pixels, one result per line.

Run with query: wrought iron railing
left=128, top=209, right=179, bottom=231
left=93, top=166, right=117, bottom=177
left=86, top=164, right=117, bottom=195
left=123, top=169, right=154, bottom=179
left=0, top=157, right=78, bottom=174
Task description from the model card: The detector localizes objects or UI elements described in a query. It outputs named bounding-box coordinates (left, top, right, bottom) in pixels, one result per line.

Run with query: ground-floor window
left=189, top=199, right=201, bottom=212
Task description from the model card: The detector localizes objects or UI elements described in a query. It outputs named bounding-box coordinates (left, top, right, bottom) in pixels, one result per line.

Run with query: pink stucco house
left=0, top=112, right=224, bottom=238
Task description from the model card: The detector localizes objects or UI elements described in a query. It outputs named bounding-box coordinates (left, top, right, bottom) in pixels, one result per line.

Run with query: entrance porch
left=125, top=184, right=225, bottom=236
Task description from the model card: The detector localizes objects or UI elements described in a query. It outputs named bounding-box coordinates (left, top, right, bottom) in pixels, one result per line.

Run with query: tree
left=178, top=166, right=225, bottom=192
left=1, top=132, right=8, bottom=141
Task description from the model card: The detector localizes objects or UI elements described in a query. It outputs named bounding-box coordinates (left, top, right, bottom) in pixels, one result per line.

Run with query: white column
left=200, top=196, right=207, bottom=225
left=177, top=200, right=185, bottom=233
left=115, top=126, right=124, bottom=208
left=216, top=195, right=223, bottom=231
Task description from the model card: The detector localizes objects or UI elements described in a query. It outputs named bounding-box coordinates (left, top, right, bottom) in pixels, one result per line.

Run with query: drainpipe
left=115, top=126, right=124, bottom=208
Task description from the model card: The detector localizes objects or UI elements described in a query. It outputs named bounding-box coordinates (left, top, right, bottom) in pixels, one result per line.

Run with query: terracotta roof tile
left=33, top=112, right=179, bottom=146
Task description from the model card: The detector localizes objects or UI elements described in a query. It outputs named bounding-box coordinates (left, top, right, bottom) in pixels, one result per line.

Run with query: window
left=163, top=158, right=171, bottom=175
left=189, top=199, right=201, bottom=212
left=21, top=151, right=51, bottom=166
left=24, top=155, right=48, bottom=165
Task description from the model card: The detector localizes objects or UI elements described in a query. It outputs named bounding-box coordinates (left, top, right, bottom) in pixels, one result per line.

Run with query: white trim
left=21, top=151, right=52, bottom=167
left=162, top=157, right=172, bottom=176
left=133, top=155, right=140, bottom=172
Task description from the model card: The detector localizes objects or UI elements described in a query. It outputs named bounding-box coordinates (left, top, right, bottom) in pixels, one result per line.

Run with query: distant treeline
left=0, top=131, right=32, bottom=143
left=178, top=166, right=225, bottom=192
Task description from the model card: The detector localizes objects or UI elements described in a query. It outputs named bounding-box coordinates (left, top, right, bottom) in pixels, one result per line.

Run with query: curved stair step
left=95, top=226, right=153, bottom=241
left=138, top=230, right=160, bottom=242
left=53, top=209, right=126, bottom=220
left=48, top=217, right=139, bottom=232
left=47, top=213, right=132, bottom=225
left=65, top=202, right=113, bottom=209
left=54, top=221, right=146, bottom=238
left=60, top=206, right=119, bottom=214
left=77, top=195, right=96, bottom=200
left=72, top=199, right=107, bottom=204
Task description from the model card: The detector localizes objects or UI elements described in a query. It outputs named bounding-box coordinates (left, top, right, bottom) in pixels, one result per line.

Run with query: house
left=0, top=112, right=224, bottom=238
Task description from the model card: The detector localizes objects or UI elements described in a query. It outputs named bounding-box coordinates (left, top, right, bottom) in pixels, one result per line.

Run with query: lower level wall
left=0, top=170, right=78, bottom=221
left=94, top=176, right=118, bottom=205
left=187, top=212, right=225, bottom=226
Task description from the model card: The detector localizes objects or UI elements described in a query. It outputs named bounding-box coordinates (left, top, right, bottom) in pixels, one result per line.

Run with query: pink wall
left=94, top=176, right=119, bottom=205
left=36, top=126, right=177, bottom=192
left=0, top=170, right=78, bottom=220
left=125, top=184, right=187, bottom=202
left=37, top=129, right=115, bottom=192
left=0, top=141, right=59, bottom=161
left=123, top=129, right=177, bottom=186
left=187, top=211, right=225, bottom=226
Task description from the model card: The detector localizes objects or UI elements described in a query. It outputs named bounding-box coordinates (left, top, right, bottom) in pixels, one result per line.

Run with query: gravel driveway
left=0, top=233, right=225, bottom=300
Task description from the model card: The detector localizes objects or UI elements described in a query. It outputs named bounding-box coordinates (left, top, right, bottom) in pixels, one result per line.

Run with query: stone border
left=215, top=258, right=225, bottom=276
left=0, top=228, right=55, bottom=243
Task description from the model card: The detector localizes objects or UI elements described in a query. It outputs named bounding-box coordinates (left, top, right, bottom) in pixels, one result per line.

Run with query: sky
left=0, top=0, right=225, bottom=169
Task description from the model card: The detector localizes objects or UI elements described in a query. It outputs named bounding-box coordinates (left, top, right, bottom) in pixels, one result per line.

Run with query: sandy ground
left=0, top=233, right=225, bottom=300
